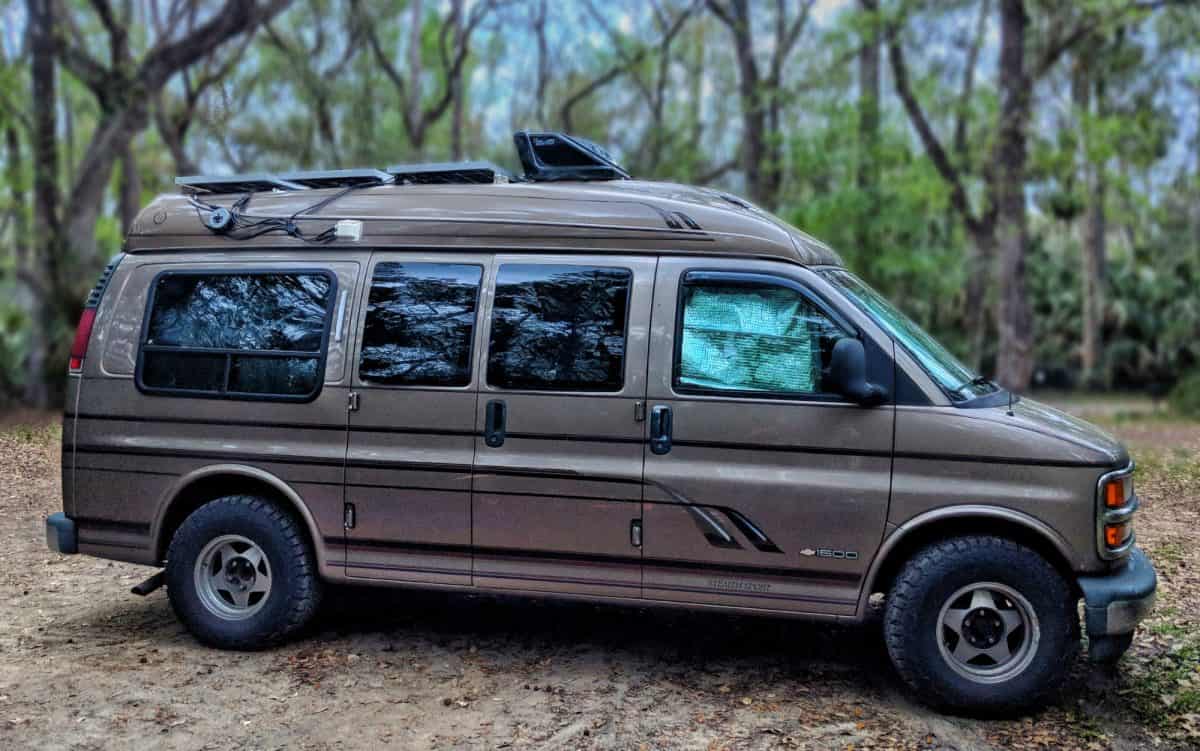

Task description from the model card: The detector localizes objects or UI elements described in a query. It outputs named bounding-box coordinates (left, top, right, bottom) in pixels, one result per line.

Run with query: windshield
left=820, top=269, right=997, bottom=401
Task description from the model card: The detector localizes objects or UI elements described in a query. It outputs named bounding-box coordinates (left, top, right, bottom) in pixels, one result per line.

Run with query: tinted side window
left=139, top=272, right=334, bottom=400
left=487, top=264, right=631, bottom=391
left=676, top=278, right=846, bottom=395
left=358, top=263, right=482, bottom=386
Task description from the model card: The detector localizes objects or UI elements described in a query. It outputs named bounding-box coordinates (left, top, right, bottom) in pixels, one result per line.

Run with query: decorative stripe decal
left=719, top=507, right=783, bottom=553
left=684, top=505, right=742, bottom=549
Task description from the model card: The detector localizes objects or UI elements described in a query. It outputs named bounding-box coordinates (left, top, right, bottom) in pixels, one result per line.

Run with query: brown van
left=46, top=132, right=1155, bottom=713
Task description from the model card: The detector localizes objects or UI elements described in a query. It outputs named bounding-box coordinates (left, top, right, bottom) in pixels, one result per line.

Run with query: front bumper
left=46, top=512, right=78, bottom=555
left=1077, top=546, right=1157, bottom=662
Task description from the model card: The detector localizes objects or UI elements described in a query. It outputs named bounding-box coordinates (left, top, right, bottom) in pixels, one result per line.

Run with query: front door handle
left=484, top=399, right=507, bottom=448
left=649, top=405, right=672, bottom=455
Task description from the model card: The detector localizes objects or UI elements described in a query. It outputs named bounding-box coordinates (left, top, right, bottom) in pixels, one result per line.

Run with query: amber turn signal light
left=1104, top=521, right=1131, bottom=548
left=1103, top=478, right=1129, bottom=508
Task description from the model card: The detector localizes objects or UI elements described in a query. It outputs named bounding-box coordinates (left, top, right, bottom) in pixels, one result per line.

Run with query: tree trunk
left=1081, top=166, right=1106, bottom=385
left=407, top=0, right=425, bottom=155
left=157, top=111, right=198, bottom=176
left=533, top=0, right=549, bottom=125
left=964, top=226, right=996, bottom=371
left=3, top=125, right=26, bottom=401
left=65, top=104, right=150, bottom=273
left=449, top=0, right=465, bottom=159
left=1077, top=58, right=1107, bottom=387
left=119, top=140, right=142, bottom=237
left=715, top=0, right=770, bottom=206
left=992, top=0, right=1034, bottom=390
left=5, top=126, right=28, bottom=271
left=857, top=0, right=880, bottom=255
left=26, top=0, right=61, bottom=408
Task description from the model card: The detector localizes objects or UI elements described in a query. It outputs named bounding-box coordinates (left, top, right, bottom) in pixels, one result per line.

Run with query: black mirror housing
left=829, top=337, right=888, bottom=406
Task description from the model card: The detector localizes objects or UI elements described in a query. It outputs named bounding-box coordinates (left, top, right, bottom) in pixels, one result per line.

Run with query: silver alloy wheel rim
left=935, top=581, right=1040, bottom=684
left=193, top=534, right=272, bottom=621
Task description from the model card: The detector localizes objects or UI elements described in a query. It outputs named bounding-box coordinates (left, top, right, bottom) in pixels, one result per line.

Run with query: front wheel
left=883, top=536, right=1079, bottom=714
left=166, top=495, right=321, bottom=649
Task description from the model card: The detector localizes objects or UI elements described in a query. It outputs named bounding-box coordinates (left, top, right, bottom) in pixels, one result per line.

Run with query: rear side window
left=137, top=271, right=335, bottom=401
left=487, top=264, right=631, bottom=391
left=358, top=263, right=483, bottom=386
left=676, top=276, right=846, bottom=396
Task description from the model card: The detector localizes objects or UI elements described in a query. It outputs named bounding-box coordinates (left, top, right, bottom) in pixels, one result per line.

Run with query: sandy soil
left=1, top=411, right=1197, bottom=750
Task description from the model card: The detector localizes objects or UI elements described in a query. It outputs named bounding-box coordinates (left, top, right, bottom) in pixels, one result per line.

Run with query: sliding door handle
left=484, top=399, right=507, bottom=448
left=649, top=404, right=672, bottom=455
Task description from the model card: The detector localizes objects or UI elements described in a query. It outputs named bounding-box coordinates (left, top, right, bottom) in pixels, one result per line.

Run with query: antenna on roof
left=513, top=131, right=631, bottom=182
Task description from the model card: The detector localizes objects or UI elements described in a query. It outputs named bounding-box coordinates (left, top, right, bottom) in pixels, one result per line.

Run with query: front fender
left=854, top=504, right=1078, bottom=620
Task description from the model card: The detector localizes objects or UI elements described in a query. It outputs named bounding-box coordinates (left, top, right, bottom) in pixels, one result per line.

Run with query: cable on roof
left=186, top=183, right=367, bottom=243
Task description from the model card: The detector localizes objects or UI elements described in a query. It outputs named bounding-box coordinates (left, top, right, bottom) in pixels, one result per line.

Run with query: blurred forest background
left=1, top=0, right=1199, bottom=408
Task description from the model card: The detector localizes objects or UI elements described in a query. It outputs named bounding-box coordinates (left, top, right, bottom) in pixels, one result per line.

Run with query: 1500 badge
left=799, top=547, right=859, bottom=560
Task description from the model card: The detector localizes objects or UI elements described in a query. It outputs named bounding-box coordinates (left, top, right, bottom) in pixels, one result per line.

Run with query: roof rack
left=176, top=130, right=630, bottom=195
left=513, top=130, right=631, bottom=182
left=387, top=160, right=512, bottom=185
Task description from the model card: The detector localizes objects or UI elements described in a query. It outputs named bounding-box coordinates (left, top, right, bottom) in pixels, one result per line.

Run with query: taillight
left=69, top=307, right=97, bottom=371
left=69, top=253, right=124, bottom=372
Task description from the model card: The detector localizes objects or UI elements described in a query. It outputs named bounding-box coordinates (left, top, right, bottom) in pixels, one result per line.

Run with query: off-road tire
left=883, top=536, right=1079, bottom=714
left=166, top=495, right=321, bottom=650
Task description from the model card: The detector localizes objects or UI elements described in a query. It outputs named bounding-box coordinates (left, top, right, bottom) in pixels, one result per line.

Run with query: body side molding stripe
left=330, top=536, right=860, bottom=583
left=67, top=416, right=1113, bottom=468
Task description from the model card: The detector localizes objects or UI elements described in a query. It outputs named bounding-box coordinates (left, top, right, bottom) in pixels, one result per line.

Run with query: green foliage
left=2, top=0, right=1200, bottom=406
left=0, top=296, right=27, bottom=403
left=1168, top=373, right=1200, bottom=419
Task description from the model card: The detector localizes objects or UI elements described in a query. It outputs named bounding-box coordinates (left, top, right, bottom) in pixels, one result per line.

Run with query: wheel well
left=869, top=516, right=1079, bottom=600
left=155, top=473, right=306, bottom=563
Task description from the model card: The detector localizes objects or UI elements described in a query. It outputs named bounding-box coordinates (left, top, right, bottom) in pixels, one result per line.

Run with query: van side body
left=48, top=177, right=1156, bottom=712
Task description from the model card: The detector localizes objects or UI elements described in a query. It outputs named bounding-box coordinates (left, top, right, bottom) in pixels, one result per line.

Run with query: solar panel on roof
left=175, top=174, right=308, bottom=194
left=175, top=130, right=629, bottom=197
left=277, top=168, right=393, bottom=189
left=387, top=161, right=512, bottom=185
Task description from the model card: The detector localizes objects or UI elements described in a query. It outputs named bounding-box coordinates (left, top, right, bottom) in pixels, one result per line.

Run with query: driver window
left=675, top=277, right=847, bottom=396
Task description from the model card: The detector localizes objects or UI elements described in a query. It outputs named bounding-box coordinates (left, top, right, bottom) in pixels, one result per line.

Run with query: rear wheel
left=883, top=536, right=1079, bottom=714
left=166, top=495, right=321, bottom=649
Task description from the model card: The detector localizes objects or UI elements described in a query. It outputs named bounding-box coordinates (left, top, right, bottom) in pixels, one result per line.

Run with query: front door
left=470, top=255, right=655, bottom=598
left=641, top=257, right=895, bottom=616
left=345, top=253, right=491, bottom=586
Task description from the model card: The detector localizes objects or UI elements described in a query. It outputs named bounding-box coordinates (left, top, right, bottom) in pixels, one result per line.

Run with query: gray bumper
left=1077, top=547, right=1156, bottom=661
left=46, top=512, right=78, bottom=555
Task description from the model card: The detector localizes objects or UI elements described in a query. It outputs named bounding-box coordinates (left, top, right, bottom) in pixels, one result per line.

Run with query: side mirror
left=828, top=338, right=888, bottom=406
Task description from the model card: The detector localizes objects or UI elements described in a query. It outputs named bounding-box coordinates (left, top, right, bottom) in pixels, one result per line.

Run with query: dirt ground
left=1, top=405, right=1198, bottom=750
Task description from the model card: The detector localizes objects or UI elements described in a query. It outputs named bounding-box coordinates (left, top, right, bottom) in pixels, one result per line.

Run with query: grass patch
left=1126, top=637, right=1200, bottom=725
left=1148, top=621, right=1190, bottom=638
left=0, top=421, right=61, bottom=444
left=1149, top=541, right=1187, bottom=566
left=1134, top=449, right=1200, bottom=489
